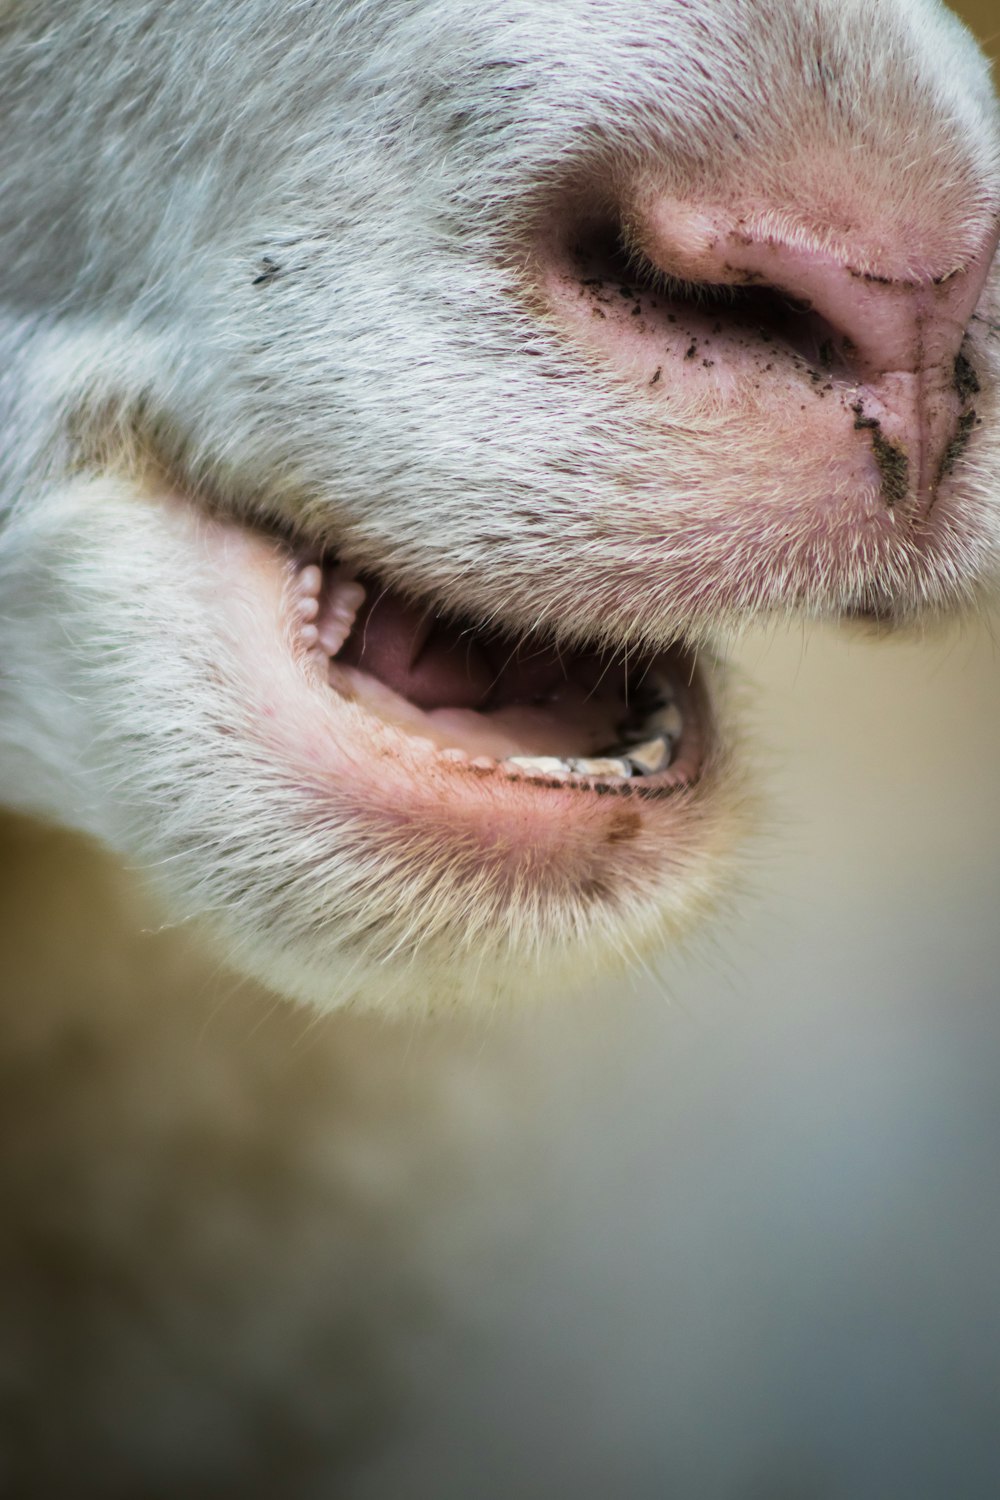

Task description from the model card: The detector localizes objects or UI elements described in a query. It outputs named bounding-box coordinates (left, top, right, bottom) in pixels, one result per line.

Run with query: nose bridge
left=725, top=223, right=998, bottom=511
left=713, top=224, right=999, bottom=380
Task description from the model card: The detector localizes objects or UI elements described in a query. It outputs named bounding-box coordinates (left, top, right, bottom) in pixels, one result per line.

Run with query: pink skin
left=641, top=199, right=1000, bottom=512
left=542, top=195, right=999, bottom=555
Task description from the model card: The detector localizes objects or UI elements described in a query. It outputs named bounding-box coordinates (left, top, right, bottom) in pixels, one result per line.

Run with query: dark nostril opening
left=567, top=219, right=855, bottom=378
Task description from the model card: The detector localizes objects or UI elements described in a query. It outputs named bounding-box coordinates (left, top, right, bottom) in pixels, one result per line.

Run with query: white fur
left=0, top=0, right=997, bottom=1010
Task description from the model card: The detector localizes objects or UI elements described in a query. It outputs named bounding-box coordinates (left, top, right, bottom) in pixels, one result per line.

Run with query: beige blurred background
left=1, top=6, right=998, bottom=1499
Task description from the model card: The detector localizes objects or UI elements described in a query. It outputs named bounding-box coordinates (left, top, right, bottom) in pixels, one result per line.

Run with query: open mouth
left=290, top=557, right=708, bottom=795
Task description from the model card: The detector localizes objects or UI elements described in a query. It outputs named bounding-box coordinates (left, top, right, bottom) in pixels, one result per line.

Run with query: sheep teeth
left=297, top=564, right=323, bottom=597
left=504, top=756, right=573, bottom=778
left=318, top=579, right=366, bottom=656
left=567, top=756, right=633, bottom=779
left=621, top=736, right=672, bottom=775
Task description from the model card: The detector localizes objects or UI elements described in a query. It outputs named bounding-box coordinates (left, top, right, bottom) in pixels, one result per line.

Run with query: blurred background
left=1, top=5, right=998, bottom=1498
left=351, top=618, right=1000, bottom=1500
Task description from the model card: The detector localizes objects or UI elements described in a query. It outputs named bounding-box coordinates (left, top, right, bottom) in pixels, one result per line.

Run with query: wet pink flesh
left=336, top=582, right=648, bottom=717
left=337, top=590, right=492, bottom=708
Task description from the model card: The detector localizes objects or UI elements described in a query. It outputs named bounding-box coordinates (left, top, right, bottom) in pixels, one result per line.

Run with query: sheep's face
left=0, top=0, right=997, bottom=1010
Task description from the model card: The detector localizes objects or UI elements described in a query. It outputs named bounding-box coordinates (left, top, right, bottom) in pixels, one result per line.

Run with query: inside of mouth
left=294, top=562, right=689, bottom=779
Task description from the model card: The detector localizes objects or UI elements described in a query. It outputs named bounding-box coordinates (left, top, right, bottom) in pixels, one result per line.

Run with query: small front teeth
left=296, top=562, right=367, bottom=658
left=319, top=578, right=366, bottom=657
left=294, top=563, right=323, bottom=649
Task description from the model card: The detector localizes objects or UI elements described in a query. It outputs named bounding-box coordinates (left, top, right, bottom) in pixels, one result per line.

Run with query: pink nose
left=642, top=201, right=1000, bottom=511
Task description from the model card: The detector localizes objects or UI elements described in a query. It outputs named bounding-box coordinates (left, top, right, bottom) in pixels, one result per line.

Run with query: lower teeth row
left=295, top=564, right=683, bottom=781
left=503, top=699, right=683, bottom=781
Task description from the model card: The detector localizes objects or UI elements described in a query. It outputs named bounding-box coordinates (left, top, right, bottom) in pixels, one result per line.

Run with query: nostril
left=720, top=287, right=853, bottom=376
left=565, top=217, right=858, bottom=377
left=543, top=193, right=997, bottom=515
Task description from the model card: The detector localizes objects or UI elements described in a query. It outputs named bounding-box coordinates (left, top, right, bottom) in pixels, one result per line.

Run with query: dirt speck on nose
left=852, top=404, right=909, bottom=506
left=953, top=351, right=981, bottom=403
left=938, top=407, right=978, bottom=481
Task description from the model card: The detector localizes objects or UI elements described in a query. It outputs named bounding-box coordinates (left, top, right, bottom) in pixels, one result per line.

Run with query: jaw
left=173, top=499, right=742, bottom=1012
left=0, top=472, right=741, bottom=1015
left=23, top=381, right=1000, bottom=1015
left=4, top=409, right=995, bottom=1015
left=8, top=255, right=998, bottom=1016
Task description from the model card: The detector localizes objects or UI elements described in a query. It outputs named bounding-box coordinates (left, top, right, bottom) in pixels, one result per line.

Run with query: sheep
left=0, top=0, right=995, bottom=1013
